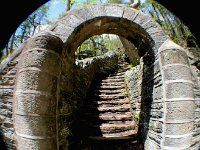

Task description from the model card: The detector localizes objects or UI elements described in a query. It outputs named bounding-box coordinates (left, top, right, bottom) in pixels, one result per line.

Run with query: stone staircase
left=70, top=57, right=141, bottom=149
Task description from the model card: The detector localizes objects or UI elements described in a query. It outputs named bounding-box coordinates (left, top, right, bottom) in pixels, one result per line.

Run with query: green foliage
left=0, top=54, right=6, bottom=63
left=121, top=88, right=128, bottom=96
left=75, top=34, right=123, bottom=60
left=107, top=0, right=122, bottom=4
left=2, top=3, right=50, bottom=59
left=134, top=112, right=140, bottom=124
left=142, top=0, right=197, bottom=47
left=198, top=73, right=200, bottom=77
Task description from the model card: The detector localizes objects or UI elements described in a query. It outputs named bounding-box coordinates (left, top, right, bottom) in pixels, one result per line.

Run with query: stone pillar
left=13, top=33, right=63, bottom=149
left=159, top=40, right=194, bottom=149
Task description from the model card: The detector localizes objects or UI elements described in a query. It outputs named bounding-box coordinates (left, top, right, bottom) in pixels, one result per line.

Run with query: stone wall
left=0, top=42, right=24, bottom=149
left=125, top=58, right=143, bottom=119
left=187, top=47, right=200, bottom=149
left=0, top=60, right=18, bottom=149
left=57, top=51, right=119, bottom=149
left=191, top=64, right=200, bottom=149
left=125, top=56, right=165, bottom=149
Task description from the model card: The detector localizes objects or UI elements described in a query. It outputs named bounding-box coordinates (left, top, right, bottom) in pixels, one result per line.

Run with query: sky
left=46, top=0, right=146, bottom=22
left=46, top=1, right=66, bottom=22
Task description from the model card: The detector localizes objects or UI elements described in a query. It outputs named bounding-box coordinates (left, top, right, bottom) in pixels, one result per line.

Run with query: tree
left=2, top=3, right=50, bottom=58
left=141, top=0, right=196, bottom=47
left=66, top=0, right=75, bottom=11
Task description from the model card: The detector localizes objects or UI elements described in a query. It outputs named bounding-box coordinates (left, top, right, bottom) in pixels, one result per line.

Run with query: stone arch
left=13, top=4, right=195, bottom=150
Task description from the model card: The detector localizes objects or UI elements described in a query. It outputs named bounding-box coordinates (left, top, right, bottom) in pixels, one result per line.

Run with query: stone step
left=0, top=85, right=14, bottom=89
left=88, top=129, right=137, bottom=140
left=89, top=122, right=136, bottom=132
left=88, top=104, right=131, bottom=112
left=108, top=72, right=125, bottom=76
left=118, top=64, right=129, bottom=67
left=94, top=89, right=124, bottom=94
left=91, top=98, right=130, bottom=105
left=81, top=121, right=136, bottom=134
left=7, top=68, right=17, bottom=75
left=7, top=61, right=18, bottom=67
left=8, top=67, right=15, bottom=71
left=95, top=85, right=125, bottom=90
left=87, top=112, right=132, bottom=121
left=92, top=94, right=126, bottom=100
left=97, top=82, right=124, bottom=87
left=104, top=76, right=124, bottom=80
left=2, top=75, right=16, bottom=78
left=100, top=78, right=124, bottom=83
left=117, top=66, right=130, bottom=70
left=102, top=129, right=137, bottom=138
left=116, top=70, right=129, bottom=73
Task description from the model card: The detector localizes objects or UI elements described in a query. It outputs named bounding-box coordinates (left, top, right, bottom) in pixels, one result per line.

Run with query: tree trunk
left=66, top=0, right=71, bottom=11
left=157, top=6, right=176, bottom=38
left=5, top=44, right=9, bottom=56
left=32, top=25, right=37, bottom=36
left=78, top=45, right=81, bottom=60
left=10, top=30, right=16, bottom=53
left=151, top=4, right=162, bottom=25
left=90, top=37, right=97, bottom=56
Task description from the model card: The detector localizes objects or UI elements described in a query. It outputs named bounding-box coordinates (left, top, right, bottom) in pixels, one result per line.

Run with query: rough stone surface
left=188, top=47, right=200, bottom=147
left=125, top=56, right=165, bottom=148
left=0, top=60, right=18, bottom=149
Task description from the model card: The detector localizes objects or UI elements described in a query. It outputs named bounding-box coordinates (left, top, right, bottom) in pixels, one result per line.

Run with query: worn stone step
left=81, top=121, right=136, bottom=133
left=94, top=89, right=124, bottom=94
left=88, top=104, right=131, bottom=112
left=95, top=85, right=125, bottom=90
left=88, top=129, right=137, bottom=140
left=2, top=75, right=16, bottom=78
left=109, top=72, right=125, bottom=76
left=8, top=67, right=15, bottom=71
left=89, top=122, right=136, bottom=132
left=0, top=70, right=8, bottom=75
left=88, top=112, right=132, bottom=121
left=97, top=82, right=125, bottom=87
left=92, top=94, right=126, bottom=100
left=91, top=98, right=130, bottom=105
left=118, top=64, right=129, bottom=67
left=81, top=119, right=134, bottom=125
left=0, top=85, right=14, bottom=89
left=7, top=61, right=18, bottom=67
left=102, top=129, right=137, bottom=138
left=7, top=69, right=17, bottom=75
left=117, top=66, right=130, bottom=70
left=88, top=136, right=135, bottom=140
left=104, top=75, right=124, bottom=80
left=101, top=78, right=124, bottom=83
left=116, top=70, right=129, bottom=73
left=101, top=79, right=124, bottom=84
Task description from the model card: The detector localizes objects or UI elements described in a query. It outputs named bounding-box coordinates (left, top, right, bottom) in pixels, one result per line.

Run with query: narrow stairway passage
left=69, top=56, right=143, bottom=150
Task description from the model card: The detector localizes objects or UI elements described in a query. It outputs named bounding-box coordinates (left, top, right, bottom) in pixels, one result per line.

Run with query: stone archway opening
left=10, top=4, right=196, bottom=150
left=55, top=16, right=155, bottom=149
left=66, top=33, right=142, bottom=149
